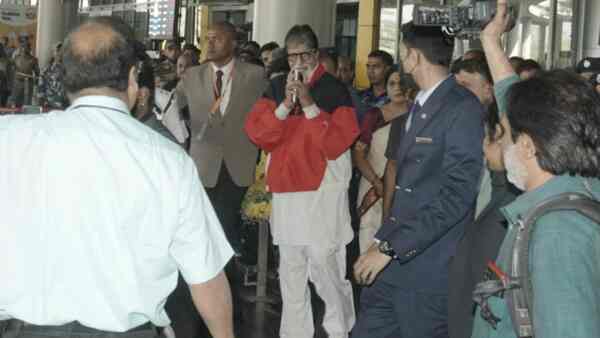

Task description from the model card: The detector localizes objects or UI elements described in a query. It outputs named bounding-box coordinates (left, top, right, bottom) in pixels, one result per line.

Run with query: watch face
left=379, top=241, right=390, bottom=252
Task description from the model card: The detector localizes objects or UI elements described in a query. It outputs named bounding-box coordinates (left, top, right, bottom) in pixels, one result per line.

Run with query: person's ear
left=518, top=133, right=537, bottom=160
left=494, top=124, right=503, bottom=141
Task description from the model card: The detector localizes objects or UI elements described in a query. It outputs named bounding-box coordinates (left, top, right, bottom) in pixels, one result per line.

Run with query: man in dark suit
left=352, top=22, right=485, bottom=338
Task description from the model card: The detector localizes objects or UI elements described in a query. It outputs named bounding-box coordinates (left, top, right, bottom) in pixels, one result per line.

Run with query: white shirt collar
left=211, top=58, right=235, bottom=77
left=69, top=95, right=131, bottom=114
left=415, top=75, right=451, bottom=107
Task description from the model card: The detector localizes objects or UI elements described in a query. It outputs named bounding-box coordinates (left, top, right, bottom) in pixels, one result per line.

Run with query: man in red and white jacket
left=245, top=25, right=359, bottom=338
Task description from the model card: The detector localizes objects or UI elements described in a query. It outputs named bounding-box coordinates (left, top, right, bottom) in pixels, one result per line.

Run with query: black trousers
left=204, top=164, right=248, bottom=329
left=205, top=164, right=248, bottom=253
left=0, top=321, right=160, bottom=338
left=351, top=280, right=449, bottom=338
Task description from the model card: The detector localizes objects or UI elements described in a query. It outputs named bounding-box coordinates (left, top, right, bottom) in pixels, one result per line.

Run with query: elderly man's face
left=286, top=41, right=318, bottom=78
left=206, top=28, right=235, bottom=64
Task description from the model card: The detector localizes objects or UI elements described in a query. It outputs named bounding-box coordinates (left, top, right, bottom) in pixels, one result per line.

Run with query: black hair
left=484, top=102, right=503, bottom=142
left=506, top=69, right=600, bottom=177
left=338, top=55, right=355, bottom=70
left=182, top=43, right=198, bottom=52
left=389, top=71, right=419, bottom=100
left=285, top=25, right=319, bottom=50
left=401, top=21, right=454, bottom=67
left=517, top=59, right=542, bottom=75
left=451, top=58, right=493, bottom=84
left=269, top=52, right=291, bottom=75
left=242, top=40, right=260, bottom=56
left=319, top=47, right=339, bottom=71
left=368, top=50, right=394, bottom=67
left=259, top=41, right=279, bottom=56
left=463, top=49, right=485, bottom=61
left=62, top=16, right=137, bottom=94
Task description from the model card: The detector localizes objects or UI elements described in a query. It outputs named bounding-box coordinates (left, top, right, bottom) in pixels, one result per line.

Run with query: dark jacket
left=376, top=76, right=485, bottom=292
left=448, top=172, right=519, bottom=338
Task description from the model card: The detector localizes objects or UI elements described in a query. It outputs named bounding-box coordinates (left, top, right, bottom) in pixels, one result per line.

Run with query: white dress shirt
left=406, top=75, right=451, bottom=131
left=0, top=96, right=233, bottom=331
left=211, top=59, right=235, bottom=115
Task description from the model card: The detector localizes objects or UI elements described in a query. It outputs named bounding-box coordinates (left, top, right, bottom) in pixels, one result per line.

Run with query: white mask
left=503, top=142, right=529, bottom=191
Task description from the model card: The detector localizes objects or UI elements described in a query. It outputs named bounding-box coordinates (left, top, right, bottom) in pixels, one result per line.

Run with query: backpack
left=473, top=191, right=600, bottom=338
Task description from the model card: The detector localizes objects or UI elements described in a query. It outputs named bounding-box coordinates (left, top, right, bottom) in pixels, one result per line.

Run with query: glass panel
left=335, top=3, right=358, bottom=59
left=504, top=0, right=553, bottom=68
left=379, top=0, right=398, bottom=60
left=555, top=0, right=575, bottom=68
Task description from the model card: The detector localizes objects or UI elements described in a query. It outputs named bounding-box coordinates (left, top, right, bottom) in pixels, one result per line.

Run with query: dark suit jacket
left=376, top=76, right=485, bottom=293
left=176, top=60, right=267, bottom=188
left=448, top=172, right=518, bottom=338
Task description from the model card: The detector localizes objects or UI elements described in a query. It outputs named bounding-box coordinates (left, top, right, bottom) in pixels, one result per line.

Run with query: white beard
left=503, top=143, right=529, bottom=191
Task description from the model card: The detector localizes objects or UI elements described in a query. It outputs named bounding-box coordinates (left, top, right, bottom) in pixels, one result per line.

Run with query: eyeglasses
left=287, top=49, right=316, bottom=63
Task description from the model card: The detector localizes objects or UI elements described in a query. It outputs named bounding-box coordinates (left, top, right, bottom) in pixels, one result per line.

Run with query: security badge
left=415, top=137, right=433, bottom=144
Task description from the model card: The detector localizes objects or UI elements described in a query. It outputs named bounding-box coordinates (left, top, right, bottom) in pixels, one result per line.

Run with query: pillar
left=197, top=5, right=210, bottom=62
left=36, top=0, right=65, bottom=70
left=355, top=0, right=380, bottom=89
left=252, top=0, right=337, bottom=47
left=582, top=0, right=600, bottom=57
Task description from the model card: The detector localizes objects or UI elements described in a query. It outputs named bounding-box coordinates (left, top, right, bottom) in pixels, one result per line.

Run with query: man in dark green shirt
left=471, top=2, right=600, bottom=337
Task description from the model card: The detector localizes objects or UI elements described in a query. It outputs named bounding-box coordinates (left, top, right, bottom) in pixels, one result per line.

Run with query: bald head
left=62, top=17, right=137, bottom=96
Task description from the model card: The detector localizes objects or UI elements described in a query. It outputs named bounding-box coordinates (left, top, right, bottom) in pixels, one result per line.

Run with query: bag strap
left=507, top=192, right=600, bottom=338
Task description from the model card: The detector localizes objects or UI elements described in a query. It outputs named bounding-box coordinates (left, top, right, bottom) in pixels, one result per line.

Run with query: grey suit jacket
left=176, top=60, right=267, bottom=188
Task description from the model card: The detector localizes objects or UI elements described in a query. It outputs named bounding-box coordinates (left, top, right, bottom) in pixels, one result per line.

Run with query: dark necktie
left=405, top=101, right=422, bottom=132
left=215, top=70, right=224, bottom=98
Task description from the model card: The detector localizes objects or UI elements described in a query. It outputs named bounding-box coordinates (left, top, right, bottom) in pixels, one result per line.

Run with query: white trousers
left=278, top=244, right=355, bottom=338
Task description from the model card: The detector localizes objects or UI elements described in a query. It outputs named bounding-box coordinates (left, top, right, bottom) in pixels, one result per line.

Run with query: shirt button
left=395, top=185, right=400, bottom=190
left=404, top=188, right=413, bottom=193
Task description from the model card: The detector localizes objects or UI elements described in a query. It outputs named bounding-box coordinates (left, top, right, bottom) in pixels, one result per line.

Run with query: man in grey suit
left=175, top=21, right=267, bottom=337
left=176, top=21, right=267, bottom=254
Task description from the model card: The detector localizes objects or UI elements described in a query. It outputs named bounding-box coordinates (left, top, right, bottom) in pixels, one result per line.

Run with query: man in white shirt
left=0, top=17, right=234, bottom=338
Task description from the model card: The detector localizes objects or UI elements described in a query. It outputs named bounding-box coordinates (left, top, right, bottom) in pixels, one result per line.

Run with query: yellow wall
left=355, top=0, right=380, bottom=89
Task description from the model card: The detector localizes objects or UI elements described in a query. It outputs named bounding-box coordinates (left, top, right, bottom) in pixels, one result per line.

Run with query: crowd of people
left=2, top=1, right=600, bottom=338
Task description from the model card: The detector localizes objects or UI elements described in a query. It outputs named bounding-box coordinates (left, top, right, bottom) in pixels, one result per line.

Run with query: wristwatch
left=378, top=240, right=397, bottom=258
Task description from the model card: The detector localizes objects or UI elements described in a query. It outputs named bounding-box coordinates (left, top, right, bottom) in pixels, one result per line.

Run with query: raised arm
left=480, top=0, right=516, bottom=84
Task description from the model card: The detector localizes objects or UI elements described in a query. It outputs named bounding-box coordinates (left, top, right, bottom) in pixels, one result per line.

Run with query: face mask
left=503, top=142, right=529, bottom=191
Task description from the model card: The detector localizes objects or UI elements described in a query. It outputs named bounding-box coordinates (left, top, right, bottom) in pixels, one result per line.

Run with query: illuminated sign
left=148, top=0, right=176, bottom=39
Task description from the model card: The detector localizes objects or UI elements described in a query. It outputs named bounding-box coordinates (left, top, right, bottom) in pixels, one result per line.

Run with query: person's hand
left=283, top=71, right=295, bottom=109
left=353, top=242, right=392, bottom=286
left=481, top=0, right=511, bottom=43
left=286, top=72, right=314, bottom=108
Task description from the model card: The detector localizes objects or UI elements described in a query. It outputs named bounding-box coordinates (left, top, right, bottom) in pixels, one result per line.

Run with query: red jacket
left=244, top=65, right=359, bottom=193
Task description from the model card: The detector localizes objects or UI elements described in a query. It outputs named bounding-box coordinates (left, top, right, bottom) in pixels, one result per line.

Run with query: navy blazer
left=376, top=76, right=485, bottom=293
